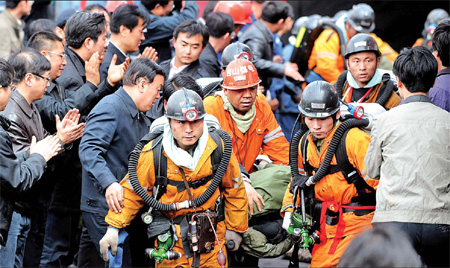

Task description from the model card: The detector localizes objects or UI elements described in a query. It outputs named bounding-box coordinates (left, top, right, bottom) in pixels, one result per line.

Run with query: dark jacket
left=35, top=80, right=111, bottom=133
left=79, top=87, right=149, bottom=216
left=240, top=20, right=285, bottom=89
left=138, top=1, right=199, bottom=63
left=0, top=90, right=51, bottom=216
left=199, top=42, right=221, bottom=77
left=34, top=80, right=90, bottom=213
left=99, top=41, right=127, bottom=86
left=159, top=58, right=209, bottom=80
left=2, top=90, right=49, bottom=151
left=56, top=46, right=117, bottom=115
left=0, top=115, right=46, bottom=246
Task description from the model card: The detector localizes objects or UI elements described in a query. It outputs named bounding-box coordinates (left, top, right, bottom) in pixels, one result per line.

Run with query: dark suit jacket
left=199, top=42, right=221, bottom=78
left=79, top=88, right=149, bottom=216
left=56, top=47, right=117, bottom=115
left=99, top=42, right=127, bottom=87
left=35, top=80, right=108, bottom=133
left=159, top=58, right=209, bottom=80
left=240, top=20, right=285, bottom=89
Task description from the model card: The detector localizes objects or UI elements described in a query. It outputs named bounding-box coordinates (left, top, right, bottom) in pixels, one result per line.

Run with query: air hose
left=375, top=78, right=394, bottom=107
left=306, top=118, right=369, bottom=185
left=127, top=129, right=232, bottom=211
left=289, top=127, right=308, bottom=180
left=289, top=118, right=369, bottom=186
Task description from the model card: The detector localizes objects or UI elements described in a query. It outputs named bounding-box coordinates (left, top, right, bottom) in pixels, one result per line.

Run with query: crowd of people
left=0, top=1, right=449, bottom=268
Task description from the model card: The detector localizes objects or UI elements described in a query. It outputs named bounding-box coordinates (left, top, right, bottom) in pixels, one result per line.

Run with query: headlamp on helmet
left=166, top=89, right=206, bottom=122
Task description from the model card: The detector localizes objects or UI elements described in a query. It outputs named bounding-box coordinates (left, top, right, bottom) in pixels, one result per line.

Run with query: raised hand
left=107, top=54, right=131, bottom=86
left=138, top=46, right=158, bottom=63
left=85, top=52, right=101, bottom=86
left=56, top=109, right=85, bottom=144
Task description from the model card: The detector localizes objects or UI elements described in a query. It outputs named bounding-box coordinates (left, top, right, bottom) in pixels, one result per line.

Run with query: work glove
left=99, top=226, right=119, bottom=261
left=282, top=212, right=292, bottom=231
left=225, top=230, right=242, bottom=251
left=289, top=175, right=309, bottom=193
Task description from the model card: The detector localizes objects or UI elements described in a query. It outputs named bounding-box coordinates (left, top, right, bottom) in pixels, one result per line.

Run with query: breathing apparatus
left=290, top=15, right=347, bottom=76
left=288, top=82, right=385, bottom=266
left=128, top=89, right=233, bottom=266
left=145, top=228, right=181, bottom=263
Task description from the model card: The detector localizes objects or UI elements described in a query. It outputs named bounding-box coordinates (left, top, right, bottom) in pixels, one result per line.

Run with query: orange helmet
left=213, top=1, right=252, bottom=25
left=222, top=59, right=261, bottom=90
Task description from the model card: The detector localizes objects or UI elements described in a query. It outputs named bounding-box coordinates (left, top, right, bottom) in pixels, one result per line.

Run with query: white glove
left=225, top=230, right=242, bottom=251
left=99, top=226, right=119, bottom=261
left=282, top=212, right=292, bottom=231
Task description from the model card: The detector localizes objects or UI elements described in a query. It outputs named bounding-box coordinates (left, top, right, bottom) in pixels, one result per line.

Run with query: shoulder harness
left=300, top=128, right=376, bottom=205
left=151, top=127, right=223, bottom=200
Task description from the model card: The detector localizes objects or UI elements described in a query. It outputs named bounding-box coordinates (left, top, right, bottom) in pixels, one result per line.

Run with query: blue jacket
left=138, top=1, right=198, bottom=63
left=79, top=87, right=149, bottom=215
left=429, top=68, right=450, bottom=112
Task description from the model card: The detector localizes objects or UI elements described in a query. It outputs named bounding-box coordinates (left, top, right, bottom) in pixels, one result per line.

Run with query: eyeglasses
left=31, top=73, right=51, bottom=83
left=45, top=51, right=66, bottom=60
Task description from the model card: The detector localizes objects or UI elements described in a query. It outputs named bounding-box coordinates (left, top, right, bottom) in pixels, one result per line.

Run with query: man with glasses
left=0, top=48, right=84, bottom=268
left=79, top=58, right=164, bottom=267
left=0, top=57, right=62, bottom=260
left=199, top=11, right=235, bottom=77
left=27, top=31, right=129, bottom=267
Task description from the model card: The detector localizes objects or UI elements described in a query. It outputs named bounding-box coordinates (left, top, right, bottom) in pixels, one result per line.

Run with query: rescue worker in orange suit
left=412, top=8, right=449, bottom=48
left=307, top=3, right=398, bottom=83
left=98, top=89, right=248, bottom=267
left=334, top=33, right=401, bottom=109
left=281, top=81, right=379, bottom=267
left=204, top=58, right=290, bottom=216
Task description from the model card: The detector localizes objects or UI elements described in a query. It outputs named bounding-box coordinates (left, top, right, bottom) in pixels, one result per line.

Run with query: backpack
left=290, top=16, right=347, bottom=77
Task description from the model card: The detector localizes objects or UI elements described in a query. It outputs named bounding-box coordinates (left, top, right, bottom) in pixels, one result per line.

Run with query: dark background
left=287, top=1, right=449, bottom=52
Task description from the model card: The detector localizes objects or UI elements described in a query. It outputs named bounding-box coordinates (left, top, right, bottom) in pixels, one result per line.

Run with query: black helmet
left=166, top=89, right=206, bottom=122
left=298, top=81, right=340, bottom=118
left=425, top=8, right=449, bottom=29
left=221, top=42, right=255, bottom=70
left=345, top=33, right=381, bottom=59
left=347, top=3, right=375, bottom=33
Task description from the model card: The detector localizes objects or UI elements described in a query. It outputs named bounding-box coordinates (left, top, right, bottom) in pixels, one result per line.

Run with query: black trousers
left=374, top=222, right=450, bottom=267
left=78, top=211, right=152, bottom=268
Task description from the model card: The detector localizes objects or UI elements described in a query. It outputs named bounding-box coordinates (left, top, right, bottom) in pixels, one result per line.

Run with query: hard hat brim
left=221, top=80, right=261, bottom=90
left=298, top=106, right=340, bottom=118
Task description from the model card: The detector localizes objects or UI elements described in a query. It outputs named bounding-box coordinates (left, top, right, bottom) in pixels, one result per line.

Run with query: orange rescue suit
left=105, top=135, right=248, bottom=267
left=204, top=94, right=289, bottom=173
left=282, top=124, right=378, bottom=267
left=308, top=29, right=398, bottom=83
